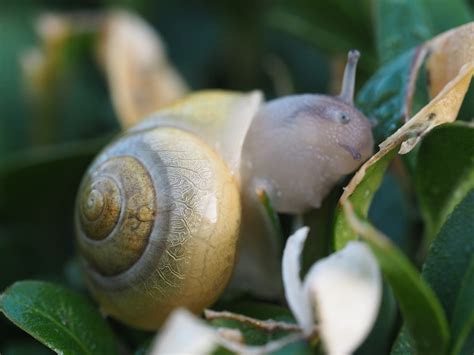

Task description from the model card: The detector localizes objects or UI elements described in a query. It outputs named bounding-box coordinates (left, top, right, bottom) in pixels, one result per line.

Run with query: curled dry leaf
left=98, top=10, right=189, bottom=128
left=35, top=11, right=100, bottom=43
left=381, top=61, right=473, bottom=155
left=341, top=22, right=474, bottom=202
left=23, top=10, right=188, bottom=129
left=426, top=22, right=474, bottom=97
left=282, top=227, right=382, bottom=354
left=20, top=12, right=102, bottom=144
left=21, top=12, right=99, bottom=96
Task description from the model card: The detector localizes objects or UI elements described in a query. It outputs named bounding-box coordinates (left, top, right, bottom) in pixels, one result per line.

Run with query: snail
left=75, top=50, right=374, bottom=330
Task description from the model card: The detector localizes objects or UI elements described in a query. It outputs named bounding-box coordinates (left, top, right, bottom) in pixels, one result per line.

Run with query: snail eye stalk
left=339, top=50, right=360, bottom=105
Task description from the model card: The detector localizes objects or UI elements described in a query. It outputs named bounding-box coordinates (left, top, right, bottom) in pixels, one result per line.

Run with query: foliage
left=0, top=0, right=473, bottom=354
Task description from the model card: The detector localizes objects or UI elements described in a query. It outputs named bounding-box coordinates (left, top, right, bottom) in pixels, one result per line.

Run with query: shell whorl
left=77, top=156, right=156, bottom=276
left=75, top=127, right=241, bottom=329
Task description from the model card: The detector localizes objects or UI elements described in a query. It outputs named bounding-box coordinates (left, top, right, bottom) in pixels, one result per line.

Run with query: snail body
left=75, top=50, right=374, bottom=329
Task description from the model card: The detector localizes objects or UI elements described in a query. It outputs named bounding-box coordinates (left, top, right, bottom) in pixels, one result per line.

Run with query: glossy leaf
left=375, top=0, right=432, bottom=64
left=356, top=50, right=417, bottom=144
left=343, top=202, right=450, bottom=355
left=368, top=172, right=412, bottom=253
left=391, top=327, right=414, bottom=355
left=416, top=112, right=474, bottom=246
left=257, top=188, right=284, bottom=249
left=392, top=189, right=474, bottom=354
left=0, top=281, right=117, bottom=355
left=420, top=0, right=473, bottom=34
left=333, top=150, right=395, bottom=250
left=450, top=259, right=474, bottom=355
left=424, top=190, right=474, bottom=350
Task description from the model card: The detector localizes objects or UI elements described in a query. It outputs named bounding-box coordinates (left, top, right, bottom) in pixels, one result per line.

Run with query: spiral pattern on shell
left=75, top=127, right=241, bottom=330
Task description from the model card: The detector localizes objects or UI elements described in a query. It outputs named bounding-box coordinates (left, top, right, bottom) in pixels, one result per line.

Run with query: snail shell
left=75, top=127, right=240, bottom=330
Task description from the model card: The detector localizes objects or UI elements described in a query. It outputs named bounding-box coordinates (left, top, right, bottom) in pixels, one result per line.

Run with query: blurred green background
left=0, top=0, right=472, bottom=354
left=0, top=0, right=378, bottom=154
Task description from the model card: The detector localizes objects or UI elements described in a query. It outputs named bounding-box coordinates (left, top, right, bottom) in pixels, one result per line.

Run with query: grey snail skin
left=74, top=50, right=373, bottom=330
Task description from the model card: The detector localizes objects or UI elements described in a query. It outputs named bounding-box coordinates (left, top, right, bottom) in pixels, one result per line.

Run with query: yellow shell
left=75, top=127, right=240, bottom=329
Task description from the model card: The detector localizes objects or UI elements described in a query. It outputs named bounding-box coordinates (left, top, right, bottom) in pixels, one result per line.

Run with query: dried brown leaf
left=98, top=10, right=189, bottom=128
left=426, top=22, right=474, bottom=97
left=341, top=23, right=474, bottom=202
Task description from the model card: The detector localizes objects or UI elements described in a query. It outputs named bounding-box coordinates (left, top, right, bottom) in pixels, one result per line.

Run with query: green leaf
left=389, top=123, right=474, bottom=354
left=450, top=259, right=474, bottom=355
left=375, top=0, right=432, bottom=64
left=392, top=190, right=474, bottom=354
left=420, top=0, right=473, bottom=34
left=422, top=189, right=474, bottom=318
left=368, top=172, right=413, bottom=253
left=257, top=188, right=284, bottom=251
left=356, top=50, right=416, bottom=144
left=369, top=238, right=449, bottom=355
left=343, top=203, right=450, bottom=355
left=425, top=188, right=474, bottom=354
left=0, top=281, right=117, bottom=355
left=415, top=123, right=474, bottom=245
left=333, top=150, right=396, bottom=250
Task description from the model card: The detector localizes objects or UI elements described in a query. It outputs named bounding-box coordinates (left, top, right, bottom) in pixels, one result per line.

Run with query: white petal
left=303, top=241, right=381, bottom=355
left=150, top=308, right=217, bottom=355
left=282, top=226, right=315, bottom=335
